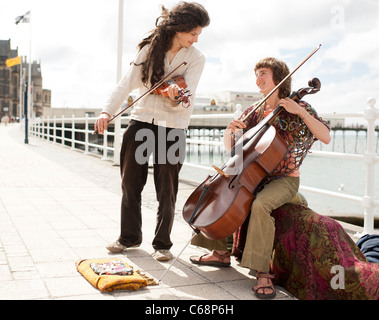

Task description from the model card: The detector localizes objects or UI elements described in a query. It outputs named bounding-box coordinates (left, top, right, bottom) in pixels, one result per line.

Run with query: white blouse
left=101, top=44, right=205, bottom=129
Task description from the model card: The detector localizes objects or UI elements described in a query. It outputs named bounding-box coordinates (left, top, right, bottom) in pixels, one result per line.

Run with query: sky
left=1, top=0, right=379, bottom=118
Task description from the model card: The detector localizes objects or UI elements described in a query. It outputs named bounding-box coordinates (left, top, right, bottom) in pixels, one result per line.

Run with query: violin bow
left=93, top=61, right=187, bottom=134
left=159, top=46, right=322, bottom=283
left=240, top=44, right=322, bottom=122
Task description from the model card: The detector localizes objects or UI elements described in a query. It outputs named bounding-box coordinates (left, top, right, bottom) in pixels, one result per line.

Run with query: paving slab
left=0, top=124, right=299, bottom=301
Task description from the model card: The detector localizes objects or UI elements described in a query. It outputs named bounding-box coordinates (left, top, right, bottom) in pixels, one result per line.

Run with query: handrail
left=30, top=97, right=378, bottom=234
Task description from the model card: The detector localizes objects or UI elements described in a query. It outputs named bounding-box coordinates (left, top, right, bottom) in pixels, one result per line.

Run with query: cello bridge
left=212, top=165, right=230, bottom=178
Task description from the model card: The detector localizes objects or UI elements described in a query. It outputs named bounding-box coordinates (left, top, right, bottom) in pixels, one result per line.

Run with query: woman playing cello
left=190, top=57, right=331, bottom=299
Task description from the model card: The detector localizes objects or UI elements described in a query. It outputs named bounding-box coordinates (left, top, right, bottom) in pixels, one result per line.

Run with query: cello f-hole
left=228, top=174, right=238, bottom=189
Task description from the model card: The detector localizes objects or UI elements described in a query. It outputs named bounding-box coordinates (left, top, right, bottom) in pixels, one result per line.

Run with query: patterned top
left=239, top=100, right=330, bottom=179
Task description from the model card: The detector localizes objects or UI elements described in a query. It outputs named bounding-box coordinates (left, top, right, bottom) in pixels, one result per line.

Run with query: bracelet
left=301, top=112, right=310, bottom=120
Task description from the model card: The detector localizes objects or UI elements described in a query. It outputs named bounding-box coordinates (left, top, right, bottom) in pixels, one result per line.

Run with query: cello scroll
left=289, top=77, right=321, bottom=102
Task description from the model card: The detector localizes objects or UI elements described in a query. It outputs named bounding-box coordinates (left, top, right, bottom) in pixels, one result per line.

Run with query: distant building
left=0, top=39, right=51, bottom=120
left=27, top=59, right=51, bottom=117
left=327, top=117, right=345, bottom=128
left=42, top=107, right=101, bottom=119
left=193, top=91, right=261, bottom=114
left=213, top=91, right=261, bottom=111
left=0, top=39, right=20, bottom=120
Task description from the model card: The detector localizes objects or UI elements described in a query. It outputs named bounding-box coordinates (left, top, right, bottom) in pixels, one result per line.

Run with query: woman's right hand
left=223, top=120, right=246, bottom=151
left=94, top=112, right=111, bottom=135
left=226, top=120, right=246, bottom=133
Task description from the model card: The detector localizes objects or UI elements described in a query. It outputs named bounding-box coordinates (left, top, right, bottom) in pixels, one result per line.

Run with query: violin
left=93, top=62, right=189, bottom=134
left=153, top=75, right=187, bottom=96
left=153, top=75, right=192, bottom=108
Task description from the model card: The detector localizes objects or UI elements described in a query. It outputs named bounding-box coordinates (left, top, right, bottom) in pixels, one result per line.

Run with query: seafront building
left=0, top=39, right=51, bottom=121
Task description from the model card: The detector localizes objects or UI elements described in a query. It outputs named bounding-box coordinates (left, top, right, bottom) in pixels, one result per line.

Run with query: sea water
left=180, top=130, right=379, bottom=216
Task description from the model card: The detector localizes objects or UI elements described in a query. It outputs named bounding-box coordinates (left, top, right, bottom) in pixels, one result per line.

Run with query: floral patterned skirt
left=232, top=203, right=379, bottom=300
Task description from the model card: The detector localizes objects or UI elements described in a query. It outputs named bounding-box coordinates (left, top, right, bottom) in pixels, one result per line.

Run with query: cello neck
left=261, top=90, right=301, bottom=127
left=241, top=91, right=300, bottom=144
left=265, top=106, right=284, bottom=126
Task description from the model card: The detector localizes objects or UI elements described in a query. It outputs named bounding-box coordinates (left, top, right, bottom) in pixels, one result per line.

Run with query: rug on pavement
left=76, top=258, right=158, bottom=292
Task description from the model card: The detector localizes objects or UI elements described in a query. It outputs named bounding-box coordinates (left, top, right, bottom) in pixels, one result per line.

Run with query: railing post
left=53, top=116, right=56, bottom=144
left=61, top=115, right=65, bottom=146
left=71, top=114, right=75, bottom=150
left=361, top=97, right=377, bottom=235
left=36, top=118, right=40, bottom=138
left=46, top=116, right=50, bottom=141
left=39, top=118, right=42, bottom=138
left=84, top=114, right=89, bottom=154
left=114, top=120, right=121, bottom=166
left=102, top=130, right=109, bottom=161
left=41, top=117, right=45, bottom=139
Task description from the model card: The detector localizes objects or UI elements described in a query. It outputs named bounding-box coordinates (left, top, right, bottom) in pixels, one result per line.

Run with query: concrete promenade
left=0, top=124, right=300, bottom=300
left=0, top=124, right=371, bottom=302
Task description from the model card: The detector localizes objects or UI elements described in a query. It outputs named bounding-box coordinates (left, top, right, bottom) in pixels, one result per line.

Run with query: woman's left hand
left=278, top=98, right=305, bottom=117
left=167, top=84, right=181, bottom=102
left=279, top=98, right=331, bottom=144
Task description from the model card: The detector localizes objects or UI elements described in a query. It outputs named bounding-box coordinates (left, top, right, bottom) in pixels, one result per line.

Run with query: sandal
left=190, top=250, right=231, bottom=267
left=253, top=272, right=276, bottom=299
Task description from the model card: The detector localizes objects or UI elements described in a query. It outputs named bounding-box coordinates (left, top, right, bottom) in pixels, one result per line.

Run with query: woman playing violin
left=95, top=2, right=210, bottom=261
left=190, top=57, right=330, bottom=298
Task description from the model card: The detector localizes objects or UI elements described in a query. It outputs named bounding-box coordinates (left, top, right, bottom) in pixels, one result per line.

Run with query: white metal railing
left=30, top=98, right=378, bottom=234
left=31, top=114, right=118, bottom=161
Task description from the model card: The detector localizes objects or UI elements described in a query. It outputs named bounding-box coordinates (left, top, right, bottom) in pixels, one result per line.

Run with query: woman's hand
left=226, top=120, right=246, bottom=132
left=167, top=84, right=181, bottom=103
left=279, top=98, right=331, bottom=144
left=223, top=120, right=246, bottom=152
left=278, top=98, right=304, bottom=116
left=94, top=112, right=111, bottom=135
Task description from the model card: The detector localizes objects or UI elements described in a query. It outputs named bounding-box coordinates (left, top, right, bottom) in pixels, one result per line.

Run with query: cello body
left=182, top=124, right=288, bottom=240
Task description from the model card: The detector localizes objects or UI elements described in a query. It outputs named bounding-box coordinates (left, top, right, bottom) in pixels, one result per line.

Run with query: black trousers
left=118, top=120, right=186, bottom=250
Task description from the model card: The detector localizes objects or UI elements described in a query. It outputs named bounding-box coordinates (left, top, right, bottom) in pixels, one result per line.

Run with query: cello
left=182, top=47, right=322, bottom=240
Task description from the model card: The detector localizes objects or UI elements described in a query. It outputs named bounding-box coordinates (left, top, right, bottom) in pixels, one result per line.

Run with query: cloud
left=1, top=0, right=379, bottom=115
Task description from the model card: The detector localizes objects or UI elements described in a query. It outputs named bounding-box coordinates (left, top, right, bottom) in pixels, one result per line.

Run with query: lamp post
left=24, top=81, right=29, bottom=144
left=113, top=0, right=124, bottom=166
left=15, top=11, right=32, bottom=141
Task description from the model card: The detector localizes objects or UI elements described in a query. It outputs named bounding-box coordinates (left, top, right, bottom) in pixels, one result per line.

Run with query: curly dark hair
left=136, top=2, right=210, bottom=86
left=254, top=57, right=292, bottom=99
